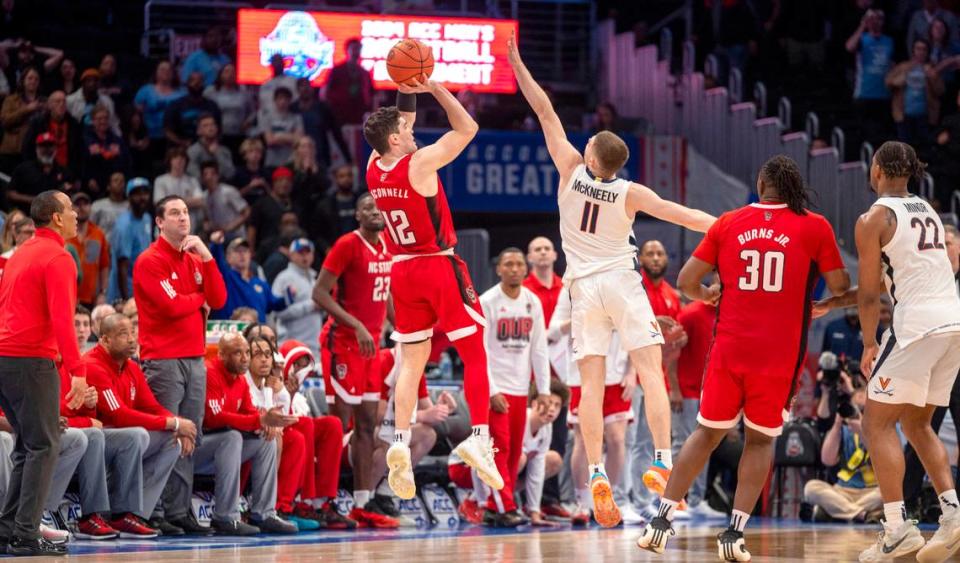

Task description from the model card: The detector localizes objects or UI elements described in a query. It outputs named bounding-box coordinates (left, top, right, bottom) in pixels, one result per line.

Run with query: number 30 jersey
left=692, top=203, right=844, bottom=374
left=320, top=230, right=392, bottom=339
left=366, top=153, right=458, bottom=257
left=873, top=196, right=960, bottom=347
left=558, top=164, right=637, bottom=282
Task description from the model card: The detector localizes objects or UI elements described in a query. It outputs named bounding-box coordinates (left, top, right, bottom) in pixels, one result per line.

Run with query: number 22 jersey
left=692, top=203, right=844, bottom=375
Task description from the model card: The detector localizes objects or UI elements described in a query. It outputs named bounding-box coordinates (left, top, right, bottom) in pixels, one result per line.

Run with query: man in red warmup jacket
left=133, top=195, right=226, bottom=536
left=0, top=190, right=88, bottom=555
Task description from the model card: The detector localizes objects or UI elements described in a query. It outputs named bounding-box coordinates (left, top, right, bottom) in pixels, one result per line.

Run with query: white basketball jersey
left=874, top=196, right=960, bottom=347
left=558, top=165, right=637, bottom=282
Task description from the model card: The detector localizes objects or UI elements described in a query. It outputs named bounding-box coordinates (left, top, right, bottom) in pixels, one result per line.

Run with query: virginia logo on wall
left=259, top=11, right=334, bottom=81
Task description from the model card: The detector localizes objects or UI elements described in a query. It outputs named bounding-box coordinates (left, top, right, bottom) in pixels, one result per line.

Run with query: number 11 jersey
left=692, top=203, right=844, bottom=374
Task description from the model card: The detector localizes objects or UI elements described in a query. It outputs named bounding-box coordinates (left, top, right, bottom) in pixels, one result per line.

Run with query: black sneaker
left=716, top=527, right=751, bottom=562
left=482, top=509, right=496, bottom=526
left=250, top=515, right=298, bottom=534
left=210, top=519, right=260, bottom=536
left=7, top=536, right=68, bottom=556
left=168, top=514, right=214, bottom=536
left=370, top=494, right=400, bottom=517
left=148, top=517, right=185, bottom=537
left=492, top=510, right=527, bottom=528
left=636, top=516, right=676, bottom=554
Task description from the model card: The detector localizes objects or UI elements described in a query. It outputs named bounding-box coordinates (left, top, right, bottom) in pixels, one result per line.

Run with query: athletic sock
left=654, top=449, right=673, bottom=469
left=312, top=497, right=328, bottom=509
left=354, top=490, right=371, bottom=508
left=939, top=489, right=960, bottom=516
left=394, top=429, right=411, bottom=446
left=730, top=509, right=750, bottom=532
left=589, top=463, right=607, bottom=478
left=884, top=501, right=906, bottom=528
left=472, top=425, right=490, bottom=439
left=658, top=498, right=679, bottom=522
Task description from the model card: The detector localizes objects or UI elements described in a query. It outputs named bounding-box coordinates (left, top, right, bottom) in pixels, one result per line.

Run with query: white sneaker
left=386, top=442, right=416, bottom=500
left=636, top=516, right=676, bottom=554
left=620, top=504, right=646, bottom=526
left=917, top=510, right=960, bottom=563
left=672, top=505, right=691, bottom=521
left=39, top=523, right=69, bottom=544
left=639, top=500, right=659, bottom=522
left=717, top=527, right=751, bottom=561
left=690, top=502, right=728, bottom=520
left=453, top=434, right=504, bottom=491
left=858, top=519, right=925, bottom=562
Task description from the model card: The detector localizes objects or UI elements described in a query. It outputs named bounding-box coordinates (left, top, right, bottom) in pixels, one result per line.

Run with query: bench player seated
left=449, top=379, right=567, bottom=526
left=278, top=340, right=356, bottom=530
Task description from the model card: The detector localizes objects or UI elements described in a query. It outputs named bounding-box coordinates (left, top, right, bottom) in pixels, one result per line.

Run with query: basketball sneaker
left=75, top=514, right=119, bottom=540
left=642, top=461, right=687, bottom=510
left=39, top=524, right=69, bottom=544
left=620, top=504, right=646, bottom=526
left=386, top=442, right=417, bottom=500
left=590, top=471, right=621, bottom=528
left=315, top=501, right=358, bottom=530
left=458, top=498, right=484, bottom=525
left=917, top=509, right=960, bottom=563
left=570, top=505, right=591, bottom=527
left=636, top=516, right=676, bottom=554
left=858, top=519, right=925, bottom=562
left=350, top=503, right=400, bottom=529
left=453, top=435, right=504, bottom=491
left=540, top=502, right=571, bottom=520
left=717, top=527, right=751, bottom=561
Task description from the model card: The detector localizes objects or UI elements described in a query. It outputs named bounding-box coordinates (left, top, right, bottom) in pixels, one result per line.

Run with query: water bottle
left=439, top=352, right=453, bottom=380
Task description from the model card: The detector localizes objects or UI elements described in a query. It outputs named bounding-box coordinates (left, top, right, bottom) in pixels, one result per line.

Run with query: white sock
left=589, top=463, right=607, bottom=478
left=472, top=425, right=490, bottom=439
left=394, top=429, right=411, bottom=446
left=884, top=501, right=906, bottom=527
left=312, top=497, right=328, bottom=509
left=658, top=498, right=679, bottom=522
left=576, top=487, right=592, bottom=509
left=354, top=490, right=371, bottom=508
left=730, top=509, right=750, bottom=532
left=940, top=489, right=960, bottom=515
left=376, top=479, right=392, bottom=496
left=655, top=449, right=673, bottom=469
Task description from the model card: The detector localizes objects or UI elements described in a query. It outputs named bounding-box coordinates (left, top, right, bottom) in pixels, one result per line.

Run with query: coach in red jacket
left=0, top=190, right=88, bottom=555
left=133, top=195, right=226, bottom=536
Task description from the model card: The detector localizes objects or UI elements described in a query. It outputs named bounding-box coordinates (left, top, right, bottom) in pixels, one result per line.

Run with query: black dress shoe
left=7, top=536, right=67, bottom=556
left=167, top=514, right=214, bottom=536
left=148, top=517, right=185, bottom=537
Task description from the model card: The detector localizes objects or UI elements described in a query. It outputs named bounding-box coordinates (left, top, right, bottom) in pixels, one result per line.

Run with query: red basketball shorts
left=321, top=326, right=381, bottom=406
left=567, top=384, right=634, bottom=427
left=697, top=360, right=796, bottom=437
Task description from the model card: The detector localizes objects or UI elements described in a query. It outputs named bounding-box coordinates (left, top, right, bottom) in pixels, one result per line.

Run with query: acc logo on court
left=259, top=11, right=334, bottom=81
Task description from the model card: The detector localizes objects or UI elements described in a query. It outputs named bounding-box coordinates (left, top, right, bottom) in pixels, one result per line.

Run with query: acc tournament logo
left=259, top=11, right=334, bottom=81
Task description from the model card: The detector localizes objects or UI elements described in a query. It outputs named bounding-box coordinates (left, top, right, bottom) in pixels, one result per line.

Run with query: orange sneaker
left=590, top=473, right=621, bottom=528
left=642, top=461, right=688, bottom=510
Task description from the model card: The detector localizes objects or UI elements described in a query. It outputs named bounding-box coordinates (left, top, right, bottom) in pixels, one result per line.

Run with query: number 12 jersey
left=692, top=203, right=844, bottom=375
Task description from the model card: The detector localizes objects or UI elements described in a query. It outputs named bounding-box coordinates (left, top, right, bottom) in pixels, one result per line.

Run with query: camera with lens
left=818, top=351, right=860, bottom=420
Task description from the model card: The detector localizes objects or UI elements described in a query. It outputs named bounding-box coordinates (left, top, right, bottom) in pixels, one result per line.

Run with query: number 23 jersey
left=320, top=230, right=392, bottom=339
left=693, top=203, right=844, bottom=374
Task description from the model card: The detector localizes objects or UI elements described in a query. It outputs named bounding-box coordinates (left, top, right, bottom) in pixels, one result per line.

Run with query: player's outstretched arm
left=507, top=31, right=582, bottom=181
left=404, top=78, right=478, bottom=175
left=677, top=256, right=720, bottom=305
left=854, top=206, right=890, bottom=376
left=627, top=182, right=716, bottom=232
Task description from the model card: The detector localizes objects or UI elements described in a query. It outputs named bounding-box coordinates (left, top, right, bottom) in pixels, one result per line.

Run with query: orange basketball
left=386, top=39, right=435, bottom=86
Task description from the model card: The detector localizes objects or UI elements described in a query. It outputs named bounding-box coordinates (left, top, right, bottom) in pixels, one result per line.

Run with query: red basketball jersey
left=320, top=230, right=392, bottom=337
left=366, top=153, right=458, bottom=256
left=692, top=203, right=844, bottom=375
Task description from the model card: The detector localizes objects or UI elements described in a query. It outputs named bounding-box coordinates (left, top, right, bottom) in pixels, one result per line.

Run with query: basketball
left=386, top=39, right=435, bottom=86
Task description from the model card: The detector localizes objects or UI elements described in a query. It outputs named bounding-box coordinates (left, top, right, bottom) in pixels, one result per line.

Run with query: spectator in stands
left=804, top=379, right=880, bottom=522
left=204, top=64, right=254, bottom=155
left=134, top=61, right=184, bottom=150
left=52, top=58, right=77, bottom=95
left=292, top=77, right=352, bottom=170
left=123, top=107, right=151, bottom=178
left=272, top=237, right=322, bottom=358
left=255, top=211, right=300, bottom=265
left=74, top=305, right=93, bottom=353
left=259, top=53, right=298, bottom=111
left=260, top=87, right=303, bottom=169
left=198, top=333, right=298, bottom=535
left=230, top=307, right=258, bottom=324
left=0, top=209, right=23, bottom=255
left=81, top=104, right=130, bottom=197
left=316, top=163, right=355, bottom=241
left=209, top=231, right=282, bottom=322
left=847, top=9, right=895, bottom=148
left=261, top=227, right=301, bottom=284
left=887, top=39, right=944, bottom=146
left=85, top=313, right=194, bottom=534
left=234, top=137, right=269, bottom=204
left=163, top=71, right=221, bottom=149
left=89, top=171, right=127, bottom=236
left=134, top=194, right=226, bottom=536
left=66, top=191, right=110, bottom=309
left=200, top=160, right=249, bottom=239
left=90, top=303, right=116, bottom=340
left=153, top=147, right=204, bottom=232
left=592, top=101, right=620, bottom=133
left=822, top=307, right=869, bottom=361
left=6, top=132, right=73, bottom=213
left=907, top=0, right=959, bottom=53
left=67, top=69, right=119, bottom=134
left=8, top=40, right=62, bottom=85
left=0, top=65, right=43, bottom=171
left=325, top=38, right=373, bottom=126
left=97, top=54, right=131, bottom=110
left=775, top=0, right=830, bottom=73
left=22, top=90, right=83, bottom=175
left=278, top=340, right=355, bottom=529
left=186, top=113, right=234, bottom=180
left=249, top=166, right=295, bottom=252
left=181, top=28, right=230, bottom=87
left=107, top=177, right=152, bottom=302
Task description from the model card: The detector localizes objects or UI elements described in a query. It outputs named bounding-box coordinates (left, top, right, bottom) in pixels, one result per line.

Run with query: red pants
left=486, top=394, right=528, bottom=513
left=277, top=427, right=307, bottom=513
left=295, top=415, right=344, bottom=500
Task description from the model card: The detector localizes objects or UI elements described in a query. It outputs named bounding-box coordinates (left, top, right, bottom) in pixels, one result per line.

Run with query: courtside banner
left=236, top=9, right=518, bottom=93
left=405, top=130, right=641, bottom=213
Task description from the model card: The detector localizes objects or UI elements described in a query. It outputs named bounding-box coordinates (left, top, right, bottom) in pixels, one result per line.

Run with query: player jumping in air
left=637, top=155, right=850, bottom=561
left=507, top=32, right=715, bottom=527
left=362, top=77, right=502, bottom=501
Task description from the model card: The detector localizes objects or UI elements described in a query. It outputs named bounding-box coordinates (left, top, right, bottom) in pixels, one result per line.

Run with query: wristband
left=174, top=417, right=180, bottom=432
left=397, top=91, right=417, bottom=113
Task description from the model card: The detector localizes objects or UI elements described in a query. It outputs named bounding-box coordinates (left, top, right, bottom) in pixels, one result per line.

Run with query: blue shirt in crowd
left=838, top=426, right=875, bottom=489
left=208, top=242, right=285, bottom=322
left=181, top=50, right=231, bottom=87
left=854, top=34, right=894, bottom=100
left=905, top=65, right=929, bottom=117
left=134, top=85, right=186, bottom=139
left=107, top=210, right=153, bottom=302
